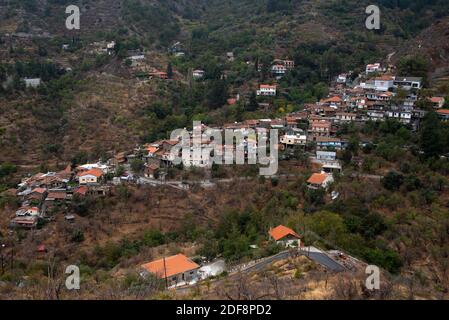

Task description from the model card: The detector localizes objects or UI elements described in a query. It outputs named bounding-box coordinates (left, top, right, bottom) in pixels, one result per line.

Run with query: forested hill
left=0, top=0, right=449, bottom=167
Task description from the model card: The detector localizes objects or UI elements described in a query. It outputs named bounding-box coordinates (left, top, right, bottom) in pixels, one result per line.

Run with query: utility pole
left=10, top=247, right=14, bottom=271
left=163, top=256, right=168, bottom=289
left=0, top=244, right=5, bottom=274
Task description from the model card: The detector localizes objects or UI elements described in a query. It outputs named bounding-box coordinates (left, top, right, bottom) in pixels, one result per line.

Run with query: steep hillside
left=0, top=0, right=448, bottom=168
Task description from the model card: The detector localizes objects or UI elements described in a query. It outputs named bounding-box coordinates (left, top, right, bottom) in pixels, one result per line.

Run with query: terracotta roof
left=47, top=192, right=67, bottom=200
left=260, top=84, right=277, bottom=89
left=437, top=109, right=449, bottom=115
left=75, top=186, right=88, bottom=196
left=163, top=140, right=179, bottom=146
left=227, top=98, right=237, bottom=105
left=147, top=146, right=159, bottom=154
left=78, top=168, right=104, bottom=178
left=244, top=119, right=260, bottom=126
left=311, top=122, right=331, bottom=128
left=321, top=96, right=342, bottom=103
left=307, top=173, right=329, bottom=185
left=430, top=97, right=444, bottom=103
left=269, top=225, right=301, bottom=241
left=374, top=75, right=394, bottom=81
left=147, top=164, right=159, bottom=171
left=315, top=136, right=342, bottom=143
left=31, top=188, right=46, bottom=194
left=141, top=254, right=200, bottom=279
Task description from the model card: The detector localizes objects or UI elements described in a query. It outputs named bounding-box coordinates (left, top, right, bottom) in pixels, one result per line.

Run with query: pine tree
left=246, top=91, right=259, bottom=112
left=420, top=112, right=444, bottom=158
left=167, top=62, right=173, bottom=79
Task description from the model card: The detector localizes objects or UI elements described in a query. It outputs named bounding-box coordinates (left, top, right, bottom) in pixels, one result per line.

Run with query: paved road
left=237, top=248, right=345, bottom=274
left=241, top=251, right=291, bottom=273
left=301, top=250, right=346, bottom=272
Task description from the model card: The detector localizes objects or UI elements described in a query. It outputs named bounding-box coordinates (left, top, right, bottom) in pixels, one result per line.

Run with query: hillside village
left=2, top=39, right=448, bottom=292
left=1, top=0, right=449, bottom=300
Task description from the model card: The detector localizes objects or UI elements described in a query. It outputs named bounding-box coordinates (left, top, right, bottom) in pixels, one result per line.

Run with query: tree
left=397, top=56, right=428, bottom=80
left=130, top=159, right=145, bottom=173
left=207, top=79, right=228, bottom=109
left=382, top=171, right=404, bottom=191
left=420, top=112, right=444, bottom=158
left=166, top=62, right=173, bottom=79
left=246, top=91, right=259, bottom=112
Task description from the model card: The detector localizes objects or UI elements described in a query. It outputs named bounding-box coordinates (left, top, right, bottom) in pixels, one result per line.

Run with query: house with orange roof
left=74, top=186, right=89, bottom=197
left=141, top=254, right=200, bottom=287
left=437, top=109, right=449, bottom=121
left=146, top=145, right=160, bottom=156
left=15, top=206, right=40, bottom=217
left=25, top=188, right=47, bottom=202
left=320, top=96, right=343, bottom=107
left=307, top=172, right=334, bottom=190
left=429, top=97, right=445, bottom=109
left=78, top=168, right=104, bottom=185
left=269, top=225, right=302, bottom=248
left=310, top=120, right=332, bottom=137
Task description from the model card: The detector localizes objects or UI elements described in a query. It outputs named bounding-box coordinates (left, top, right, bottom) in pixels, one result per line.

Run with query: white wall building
left=257, top=85, right=277, bottom=96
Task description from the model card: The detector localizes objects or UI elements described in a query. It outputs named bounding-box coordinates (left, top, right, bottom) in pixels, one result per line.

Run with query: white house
left=23, top=78, right=41, bottom=88
left=271, top=64, right=287, bottom=78
left=269, top=225, right=302, bottom=248
left=280, top=134, right=307, bottom=146
left=366, top=63, right=381, bottom=74
left=337, top=74, right=348, bottom=84
left=192, top=69, right=205, bottom=80
left=77, top=169, right=104, bottom=185
left=141, top=254, right=200, bottom=288
left=336, top=112, right=357, bottom=122
left=16, top=206, right=40, bottom=217
left=393, top=77, right=423, bottom=90
left=317, top=151, right=337, bottom=161
left=429, top=97, right=445, bottom=109
left=373, top=76, right=395, bottom=92
left=307, top=172, right=334, bottom=189
left=385, top=110, right=412, bottom=124
left=257, top=84, right=277, bottom=96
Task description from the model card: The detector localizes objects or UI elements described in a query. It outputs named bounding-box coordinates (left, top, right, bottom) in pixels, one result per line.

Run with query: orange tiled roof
left=78, top=168, right=104, bottom=178
left=430, top=97, right=444, bottom=103
left=47, top=192, right=67, bottom=200
left=321, top=96, right=342, bottom=103
left=141, top=254, right=200, bottom=279
left=31, top=188, right=46, bottom=194
left=311, top=122, right=331, bottom=128
left=269, top=225, right=301, bottom=241
left=307, top=173, right=329, bottom=185
left=437, top=109, right=449, bottom=115
left=147, top=146, right=159, bottom=154
left=75, top=186, right=88, bottom=196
